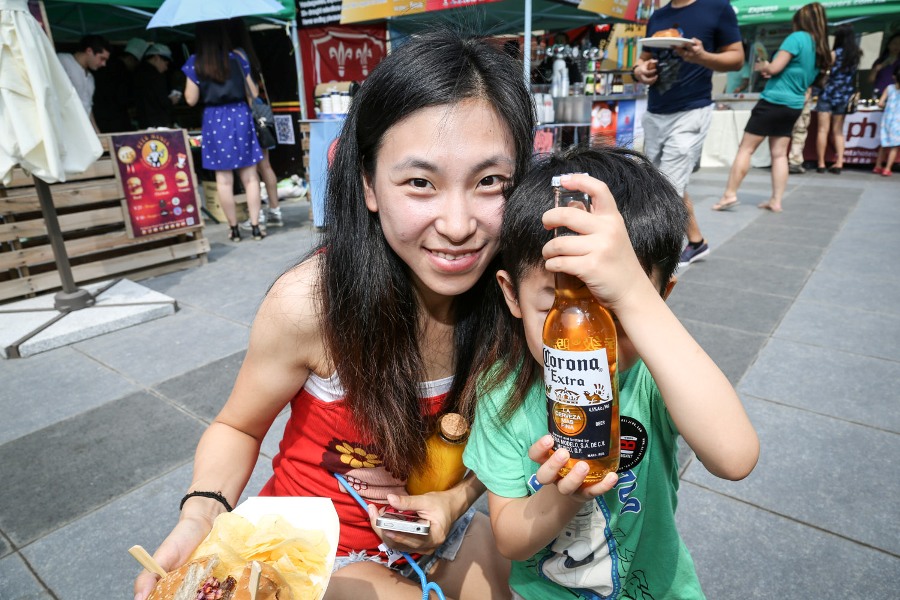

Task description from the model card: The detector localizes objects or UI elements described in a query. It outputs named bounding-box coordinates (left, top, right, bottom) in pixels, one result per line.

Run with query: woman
left=228, top=18, right=284, bottom=229
left=869, top=32, right=900, bottom=100
left=182, top=20, right=264, bottom=242
left=134, top=30, right=535, bottom=600
left=815, top=24, right=862, bottom=174
left=713, top=3, right=830, bottom=213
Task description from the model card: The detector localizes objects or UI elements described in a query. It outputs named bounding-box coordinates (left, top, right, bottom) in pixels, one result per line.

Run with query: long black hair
left=488, top=146, right=688, bottom=419
left=320, top=29, right=535, bottom=476
left=194, top=20, right=232, bottom=83
left=228, top=18, right=262, bottom=86
left=832, top=24, right=862, bottom=72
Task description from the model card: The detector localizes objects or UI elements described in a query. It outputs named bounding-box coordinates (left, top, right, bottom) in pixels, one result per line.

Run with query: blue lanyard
left=333, top=473, right=446, bottom=600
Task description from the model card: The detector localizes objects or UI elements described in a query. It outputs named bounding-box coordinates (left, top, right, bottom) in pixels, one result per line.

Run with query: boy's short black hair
left=486, top=146, right=687, bottom=419
left=501, top=145, right=687, bottom=294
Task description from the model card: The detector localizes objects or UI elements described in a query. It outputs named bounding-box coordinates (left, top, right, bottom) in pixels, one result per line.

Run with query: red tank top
left=259, top=371, right=451, bottom=556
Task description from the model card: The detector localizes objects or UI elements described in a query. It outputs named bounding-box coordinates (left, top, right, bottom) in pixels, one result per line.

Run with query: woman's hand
left=133, top=513, right=215, bottom=600
left=367, top=490, right=456, bottom=554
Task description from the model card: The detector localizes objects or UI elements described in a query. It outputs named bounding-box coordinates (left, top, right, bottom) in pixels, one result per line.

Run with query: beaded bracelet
left=179, top=490, right=233, bottom=512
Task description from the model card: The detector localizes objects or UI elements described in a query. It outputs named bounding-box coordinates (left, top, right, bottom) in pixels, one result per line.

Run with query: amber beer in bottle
left=406, top=413, right=470, bottom=495
left=543, top=175, right=620, bottom=483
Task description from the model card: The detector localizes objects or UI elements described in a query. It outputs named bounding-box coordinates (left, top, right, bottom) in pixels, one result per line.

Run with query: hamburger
left=652, top=27, right=684, bottom=38
left=148, top=555, right=292, bottom=600
left=152, top=174, right=168, bottom=192
left=175, top=171, right=189, bottom=189
left=127, top=177, right=143, bottom=196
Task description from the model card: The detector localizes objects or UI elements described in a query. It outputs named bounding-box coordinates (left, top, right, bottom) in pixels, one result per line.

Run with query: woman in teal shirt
left=713, top=2, right=830, bottom=213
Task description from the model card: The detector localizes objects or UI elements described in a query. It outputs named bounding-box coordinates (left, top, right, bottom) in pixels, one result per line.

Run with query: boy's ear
left=663, top=277, right=677, bottom=300
left=496, top=270, right=523, bottom=319
left=363, top=174, right=378, bottom=213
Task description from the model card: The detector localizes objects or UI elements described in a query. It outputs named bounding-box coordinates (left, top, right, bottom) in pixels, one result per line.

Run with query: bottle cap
left=439, top=413, right=468, bottom=441
left=551, top=173, right=589, bottom=187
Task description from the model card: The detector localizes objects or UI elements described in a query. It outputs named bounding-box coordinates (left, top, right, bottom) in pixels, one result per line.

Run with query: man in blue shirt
left=632, top=0, right=743, bottom=266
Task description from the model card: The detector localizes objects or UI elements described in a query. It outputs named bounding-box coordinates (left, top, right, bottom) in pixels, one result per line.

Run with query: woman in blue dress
left=183, top=20, right=264, bottom=241
left=815, top=24, right=861, bottom=174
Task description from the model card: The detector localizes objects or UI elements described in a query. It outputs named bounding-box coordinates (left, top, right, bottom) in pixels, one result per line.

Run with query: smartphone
left=375, top=511, right=431, bottom=535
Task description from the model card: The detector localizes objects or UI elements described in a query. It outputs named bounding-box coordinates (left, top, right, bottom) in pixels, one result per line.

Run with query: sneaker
left=239, top=210, right=266, bottom=231
left=265, top=207, right=284, bottom=227
left=679, top=240, right=710, bottom=267
left=788, top=164, right=805, bottom=174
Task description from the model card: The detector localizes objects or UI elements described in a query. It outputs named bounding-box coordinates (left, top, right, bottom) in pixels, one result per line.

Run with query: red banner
left=110, top=130, right=202, bottom=238
left=299, top=25, right=388, bottom=119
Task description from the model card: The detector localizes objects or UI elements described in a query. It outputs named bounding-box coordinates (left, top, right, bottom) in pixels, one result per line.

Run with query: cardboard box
left=202, top=181, right=248, bottom=223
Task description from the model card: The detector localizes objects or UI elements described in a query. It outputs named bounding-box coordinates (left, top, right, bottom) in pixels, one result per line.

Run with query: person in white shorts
left=632, top=0, right=744, bottom=266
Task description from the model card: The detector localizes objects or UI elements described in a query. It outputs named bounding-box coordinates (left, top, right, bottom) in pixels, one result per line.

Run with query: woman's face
left=364, top=98, right=516, bottom=306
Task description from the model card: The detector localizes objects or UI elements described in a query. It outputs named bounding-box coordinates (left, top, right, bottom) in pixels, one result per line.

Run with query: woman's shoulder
left=253, top=256, right=326, bottom=364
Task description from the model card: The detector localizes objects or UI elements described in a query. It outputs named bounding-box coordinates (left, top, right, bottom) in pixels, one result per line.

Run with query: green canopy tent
left=43, top=0, right=295, bottom=43
left=732, top=0, right=900, bottom=26
left=40, top=0, right=309, bottom=116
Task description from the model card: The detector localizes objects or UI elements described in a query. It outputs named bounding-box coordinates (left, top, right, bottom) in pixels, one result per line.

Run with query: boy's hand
left=541, top=173, right=653, bottom=313
left=529, top=434, right=618, bottom=502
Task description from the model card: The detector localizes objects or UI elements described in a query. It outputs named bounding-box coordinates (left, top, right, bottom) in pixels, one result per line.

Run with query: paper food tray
left=233, top=496, right=339, bottom=599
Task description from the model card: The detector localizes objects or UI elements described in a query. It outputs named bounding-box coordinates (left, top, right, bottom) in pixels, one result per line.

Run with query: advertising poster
left=615, top=100, right=636, bottom=148
left=110, top=130, right=202, bottom=238
left=309, top=120, right=343, bottom=228
left=590, top=102, right=618, bottom=147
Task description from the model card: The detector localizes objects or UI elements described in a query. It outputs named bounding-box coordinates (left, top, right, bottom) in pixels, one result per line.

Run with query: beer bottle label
left=543, top=345, right=614, bottom=460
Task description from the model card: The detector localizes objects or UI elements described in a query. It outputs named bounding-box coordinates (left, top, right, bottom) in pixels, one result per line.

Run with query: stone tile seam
left=5, top=549, right=59, bottom=599
left=738, top=392, right=900, bottom=436
left=68, top=344, right=239, bottom=429
left=770, top=331, right=900, bottom=366
left=679, top=480, right=900, bottom=560
left=8, top=459, right=193, bottom=555
left=786, top=295, right=900, bottom=320
left=673, top=277, right=804, bottom=303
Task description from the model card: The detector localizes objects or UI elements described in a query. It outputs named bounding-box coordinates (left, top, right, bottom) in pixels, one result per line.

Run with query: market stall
left=703, top=0, right=900, bottom=167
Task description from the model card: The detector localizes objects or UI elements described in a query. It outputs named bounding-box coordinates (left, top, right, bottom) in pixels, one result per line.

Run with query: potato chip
left=190, top=511, right=329, bottom=598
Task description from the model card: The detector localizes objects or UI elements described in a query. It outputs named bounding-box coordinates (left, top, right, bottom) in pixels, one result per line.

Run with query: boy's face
left=497, top=266, right=673, bottom=370
left=497, top=268, right=555, bottom=365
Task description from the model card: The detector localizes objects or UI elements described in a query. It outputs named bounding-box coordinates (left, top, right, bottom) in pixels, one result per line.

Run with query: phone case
left=375, top=515, right=430, bottom=535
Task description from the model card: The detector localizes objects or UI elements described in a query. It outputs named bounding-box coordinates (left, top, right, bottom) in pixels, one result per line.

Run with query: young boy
left=463, top=147, right=759, bottom=599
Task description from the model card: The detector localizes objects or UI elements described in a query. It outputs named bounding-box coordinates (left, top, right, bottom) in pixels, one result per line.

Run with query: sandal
left=881, top=169, right=893, bottom=177
left=712, top=197, right=740, bottom=211
left=229, top=225, right=241, bottom=242
left=758, top=202, right=783, bottom=213
left=251, top=224, right=265, bottom=241
left=829, top=166, right=842, bottom=174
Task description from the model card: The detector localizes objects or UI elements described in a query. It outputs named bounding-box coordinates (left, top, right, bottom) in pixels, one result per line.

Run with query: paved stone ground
left=1, top=167, right=897, bottom=599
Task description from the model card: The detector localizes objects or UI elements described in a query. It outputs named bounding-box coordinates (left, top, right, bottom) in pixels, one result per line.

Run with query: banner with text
left=298, top=0, right=342, bottom=27
left=340, top=0, right=501, bottom=25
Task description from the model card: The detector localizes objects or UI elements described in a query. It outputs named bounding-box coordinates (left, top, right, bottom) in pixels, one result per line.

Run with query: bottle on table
left=406, top=413, right=470, bottom=495
left=542, top=175, right=620, bottom=484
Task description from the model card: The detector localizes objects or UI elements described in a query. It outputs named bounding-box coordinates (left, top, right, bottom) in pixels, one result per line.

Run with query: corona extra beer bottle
left=543, top=175, right=620, bottom=483
left=406, top=413, right=469, bottom=495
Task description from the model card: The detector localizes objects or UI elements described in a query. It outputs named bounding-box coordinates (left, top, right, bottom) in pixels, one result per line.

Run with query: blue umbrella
left=147, top=0, right=284, bottom=28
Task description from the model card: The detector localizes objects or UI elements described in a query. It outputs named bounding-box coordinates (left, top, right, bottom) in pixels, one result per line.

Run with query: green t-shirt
left=464, top=361, right=704, bottom=600
left=760, top=31, right=817, bottom=109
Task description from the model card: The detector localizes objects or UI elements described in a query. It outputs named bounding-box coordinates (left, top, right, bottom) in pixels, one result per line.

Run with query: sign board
left=298, top=0, right=342, bottom=27
left=590, top=99, right=641, bottom=149
left=110, top=130, right=203, bottom=238
left=579, top=0, right=654, bottom=22
left=340, top=0, right=501, bottom=25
